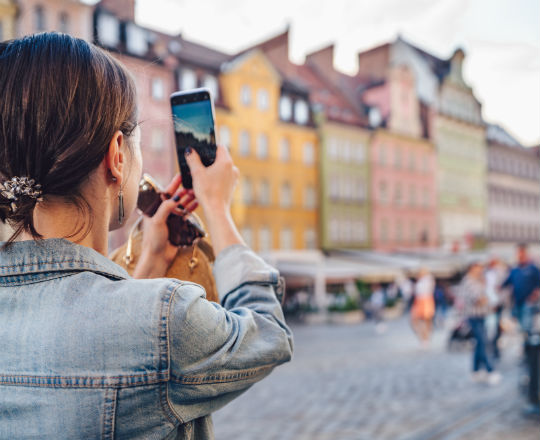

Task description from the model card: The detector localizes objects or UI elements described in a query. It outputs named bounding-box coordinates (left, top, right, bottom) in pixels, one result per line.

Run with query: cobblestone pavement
left=213, top=315, right=539, bottom=440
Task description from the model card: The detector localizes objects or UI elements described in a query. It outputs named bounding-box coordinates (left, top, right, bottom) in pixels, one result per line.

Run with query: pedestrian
left=501, top=243, right=540, bottom=336
left=485, top=257, right=508, bottom=359
left=459, top=262, right=501, bottom=385
left=369, top=284, right=386, bottom=333
left=434, top=282, right=448, bottom=327
left=410, top=268, right=436, bottom=348
left=0, top=33, right=293, bottom=439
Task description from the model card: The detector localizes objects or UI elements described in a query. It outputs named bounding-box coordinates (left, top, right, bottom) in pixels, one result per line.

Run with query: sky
left=129, top=0, right=539, bottom=146
left=172, top=101, right=214, bottom=143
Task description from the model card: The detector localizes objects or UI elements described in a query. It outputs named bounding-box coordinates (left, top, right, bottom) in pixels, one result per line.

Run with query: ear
left=105, top=130, right=125, bottom=185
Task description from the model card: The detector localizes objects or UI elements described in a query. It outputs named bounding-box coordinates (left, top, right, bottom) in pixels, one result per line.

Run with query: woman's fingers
left=184, top=200, right=198, bottom=212
left=163, top=173, right=182, bottom=197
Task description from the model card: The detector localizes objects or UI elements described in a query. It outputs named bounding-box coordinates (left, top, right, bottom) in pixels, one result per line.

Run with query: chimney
left=305, top=44, right=335, bottom=80
left=98, top=0, right=136, bottom=22
left=257, top=26, right=290, bottom=67
left=450, top=47, right=465, bottom=80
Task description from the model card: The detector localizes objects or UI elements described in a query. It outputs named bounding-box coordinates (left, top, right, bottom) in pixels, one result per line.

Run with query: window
left=340, top=141, right=351, bottom=161
left=259, top=227, right=272, bottom=252
left=422, top=155, right=429, bottom=173
left=409, top=221, right=417, bottom=243
left=151, top=78, right=164, bottom=101
left=259, top=179, right=271, bottom=206
left=151, top=128, right=165, bottom=151
left=378, top=144, right=386, bottom=166
left=239, top=131, right=250, bottom=156
left=353, top=221, right=367, bottom=243
left=394, top=149, right=402, bottom=169
left=203, top=75, right=219, bottom=99
left=409, top=185, right=416, bottom=206
left=242, top=177, right=253, bottom=204
left=241, top=226, right=253, bottom=248
left=294, top=100, right=309, bottom=125
left=240, top=85, right=251, bottom=106
left=279, top=138, right=290, bottom=161
left=180, top=69, right=197, bottom=91
left=97, top=13, right=120, bottom=47
left=59, top=12, right=69, bottom=33
left=304, top=185, right=316, bottom=209
left=126, top=23, right=148, bottom=56
left=329, top=177, right=339, bottom=200
left=280, top=182, right=292, bottom=208
left=257, top=89, right=269, bottom=110
left=408, top=152, right=416, bottom=171
left=279, top=96, right=292, bottom=120
left=328, top=138, right=339, bottom=160
left=280, top=227, right=293, bottom=250
left=396, top=221, right=403, bottom=243
left=303, top=142, right=315, bottom=165
left=304, top=229, right=316, bottom=249
left=423, top=187, right=430, bottom=207
left=34, top=5, right=45, bottom=32
left=379, top=181, right=388, bottom=204
left=256, top=134, right=269, bottom=159
left=381, top=219, right=389, bottom=242
left=329, top=219, right=339, bottom=242
left=219, top=125, right=231, bottom=149
left=354, top=143, right=365, bottom=163
left=394, top=185, right=403, bottom=205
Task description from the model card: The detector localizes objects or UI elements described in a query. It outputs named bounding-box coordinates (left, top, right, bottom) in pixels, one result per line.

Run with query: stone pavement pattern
left=213, top=316, right=539, bottom=440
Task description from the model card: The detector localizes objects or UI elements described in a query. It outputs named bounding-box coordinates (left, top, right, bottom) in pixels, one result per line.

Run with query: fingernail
left=185, top=147, right=192, bottom=156
left=177, top=203, right=185, bottom=210
left=172, top=194, right=180, bottom=202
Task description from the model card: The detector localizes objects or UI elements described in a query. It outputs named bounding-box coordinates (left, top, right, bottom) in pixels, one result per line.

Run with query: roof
left=486, top=124, right=528, bottom=150
left=399, top=36, right=451, bottom=81
left=94, top=4, right=231, bottom=70
left=239, top=29, right=368, bottom=126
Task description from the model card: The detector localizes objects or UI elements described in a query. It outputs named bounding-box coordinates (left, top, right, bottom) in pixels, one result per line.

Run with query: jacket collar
left=0, top=238, right=129, bottom=281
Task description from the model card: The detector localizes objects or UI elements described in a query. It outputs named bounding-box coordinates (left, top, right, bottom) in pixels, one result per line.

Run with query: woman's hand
left=133, top=173, right=198, bottom=279
left=184, top=145, right=245, bottom=256
left=184, top=145, right=239, bottom=215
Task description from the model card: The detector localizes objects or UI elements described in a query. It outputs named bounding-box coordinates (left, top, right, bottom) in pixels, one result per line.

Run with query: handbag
left=109, top=174, right=219, bottom=303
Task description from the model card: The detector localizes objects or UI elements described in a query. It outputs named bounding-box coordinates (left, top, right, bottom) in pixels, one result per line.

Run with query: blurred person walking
left=460, top=263, right=501, bottom=385
left=501, top=243, right=540, bottom=335
left=410, top=268, right=435, bottom=348
left=485, top=257, right=509, bottom=359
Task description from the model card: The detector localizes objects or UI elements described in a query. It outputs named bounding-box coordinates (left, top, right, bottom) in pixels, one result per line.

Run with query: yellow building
left=215, top=50, right=319, bottom=252
left=0, top=0, right=17, bottom=41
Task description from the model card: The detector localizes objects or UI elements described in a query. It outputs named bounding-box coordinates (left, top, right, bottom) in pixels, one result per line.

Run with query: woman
left=0, top=33, right=293, bottom=439
left=459, top=262, right=500, bottom=385
left=410, top=268, right=435, bottom=348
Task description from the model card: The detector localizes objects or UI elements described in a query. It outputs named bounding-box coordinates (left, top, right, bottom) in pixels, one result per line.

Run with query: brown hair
left=0, top=32, right=138, bottom=248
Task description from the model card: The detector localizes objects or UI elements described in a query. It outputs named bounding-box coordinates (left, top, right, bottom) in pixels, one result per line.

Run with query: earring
left=118, top=188, right=125, bottom=225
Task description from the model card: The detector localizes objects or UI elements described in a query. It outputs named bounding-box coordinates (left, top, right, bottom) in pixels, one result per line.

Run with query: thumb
left=184, top=147, right=204, bottom=174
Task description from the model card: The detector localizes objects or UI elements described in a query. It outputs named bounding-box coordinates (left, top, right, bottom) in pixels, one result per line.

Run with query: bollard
left=525, top=332, right=540, bottom=406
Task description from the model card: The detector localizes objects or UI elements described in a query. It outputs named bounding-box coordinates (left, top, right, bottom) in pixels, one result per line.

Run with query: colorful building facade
left=356, top=37, right=487, bottom=250
left=486, top=124, right=540, bottom=253
left=249, top=32, right=371, bottom=251
left=0, top=0, right=17, bottom=41
left=216, top=49, right=319, bottom=252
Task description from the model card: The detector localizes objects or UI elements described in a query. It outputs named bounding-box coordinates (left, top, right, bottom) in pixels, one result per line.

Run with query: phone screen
left=171, top=90, right=217, bottom=189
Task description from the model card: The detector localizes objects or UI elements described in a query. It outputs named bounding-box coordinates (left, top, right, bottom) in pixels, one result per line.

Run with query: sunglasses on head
left=136, top=173, right=206, bottom=247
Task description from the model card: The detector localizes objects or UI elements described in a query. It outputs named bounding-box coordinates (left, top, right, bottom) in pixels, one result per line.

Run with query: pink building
left=362, top=65, right=438, bottom=251
left=15, top=0, right=93, bottom=40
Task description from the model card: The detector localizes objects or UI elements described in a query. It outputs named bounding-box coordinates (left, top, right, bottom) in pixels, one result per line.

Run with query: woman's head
left=0, top=32, right=141, bottom=246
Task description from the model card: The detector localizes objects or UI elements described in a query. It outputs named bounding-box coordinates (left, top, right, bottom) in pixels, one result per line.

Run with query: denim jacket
left=0, top=238, right=293, bottom=439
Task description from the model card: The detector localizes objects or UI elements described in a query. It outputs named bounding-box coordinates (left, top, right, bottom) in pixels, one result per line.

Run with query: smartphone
left=170, top=87, right=217, bottom=189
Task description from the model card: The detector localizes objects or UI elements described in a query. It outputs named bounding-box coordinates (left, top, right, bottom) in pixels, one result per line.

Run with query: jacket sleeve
left=165, top=244, right=293, bottom=424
